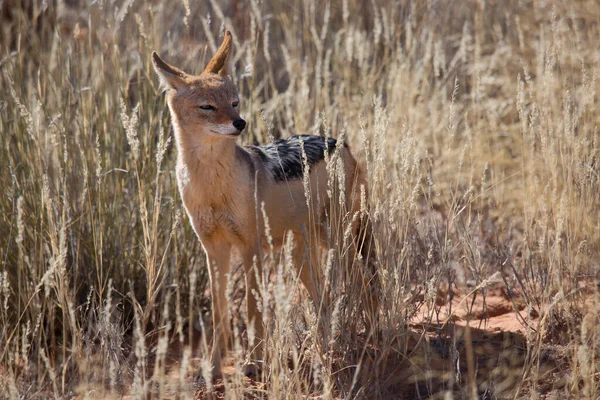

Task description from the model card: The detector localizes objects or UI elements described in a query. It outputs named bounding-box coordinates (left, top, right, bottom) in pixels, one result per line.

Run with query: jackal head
left=152, top=31, right=246, bottom=138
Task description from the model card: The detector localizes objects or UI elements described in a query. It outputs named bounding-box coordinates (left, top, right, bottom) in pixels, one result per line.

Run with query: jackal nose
left=232, top=119, right=246, bottom=132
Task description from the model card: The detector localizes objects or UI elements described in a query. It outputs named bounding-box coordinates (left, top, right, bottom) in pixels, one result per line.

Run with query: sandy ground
left=16, top=282, right=593, bottom=399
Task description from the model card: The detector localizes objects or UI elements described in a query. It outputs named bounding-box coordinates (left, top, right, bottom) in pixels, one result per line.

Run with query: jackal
left=152, top=31, right=376, bottom=379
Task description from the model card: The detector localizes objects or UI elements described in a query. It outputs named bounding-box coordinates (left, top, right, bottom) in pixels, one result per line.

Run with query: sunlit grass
left=1, top=0, right=599, bottom=398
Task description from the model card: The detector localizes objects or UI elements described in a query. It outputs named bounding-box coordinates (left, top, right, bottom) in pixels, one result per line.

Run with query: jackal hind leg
left=241, top=247, right=265, bottom=378
left=291, top=236, right=342, bottom=351
left=292, top=236, right=327, bottom=311
left=350, top=216, right=380, bottom=335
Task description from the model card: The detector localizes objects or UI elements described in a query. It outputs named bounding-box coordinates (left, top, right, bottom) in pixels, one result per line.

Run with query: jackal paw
left=243, top=361, right=263, bottom=379
left=194, top=365, right=223, bottom=387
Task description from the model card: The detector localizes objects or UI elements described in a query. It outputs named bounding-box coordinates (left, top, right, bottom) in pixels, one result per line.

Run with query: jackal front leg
left=203, top=240, right=232, bottom=379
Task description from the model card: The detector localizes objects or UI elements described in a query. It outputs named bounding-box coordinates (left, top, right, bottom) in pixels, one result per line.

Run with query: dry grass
left=1, top=0, right=599, bottom=398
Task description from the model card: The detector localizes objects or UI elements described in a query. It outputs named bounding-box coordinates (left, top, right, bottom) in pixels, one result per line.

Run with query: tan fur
left=152, top=31, right=375, bottom=379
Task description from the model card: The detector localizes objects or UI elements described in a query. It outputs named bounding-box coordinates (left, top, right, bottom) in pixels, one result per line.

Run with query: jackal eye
left=199, top=105, right=215, bottom=111
left=232, top=101, right=239, bottom=108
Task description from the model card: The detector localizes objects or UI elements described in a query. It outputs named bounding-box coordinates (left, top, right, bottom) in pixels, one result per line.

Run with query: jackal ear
left=151, top=52, right=189, bottom=90
left=203, top=30, right=232, bottom=76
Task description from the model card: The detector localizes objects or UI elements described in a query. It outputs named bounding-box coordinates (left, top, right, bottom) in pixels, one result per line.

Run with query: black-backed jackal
left=152, top=31, right=376, bottom=379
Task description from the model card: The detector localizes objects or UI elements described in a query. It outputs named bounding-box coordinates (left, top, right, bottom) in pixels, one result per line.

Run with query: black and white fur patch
left=247, top=135, right=342, bottom=182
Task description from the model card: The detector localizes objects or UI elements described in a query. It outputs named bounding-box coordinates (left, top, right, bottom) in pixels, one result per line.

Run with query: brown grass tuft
left=1, top=0, right=599, bottom=398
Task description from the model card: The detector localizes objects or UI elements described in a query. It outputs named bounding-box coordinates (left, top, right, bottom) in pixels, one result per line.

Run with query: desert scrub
left=1, top=0, right=599, bottom=398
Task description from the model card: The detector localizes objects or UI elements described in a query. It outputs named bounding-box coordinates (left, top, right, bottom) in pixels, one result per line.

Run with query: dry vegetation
left=1, top=0, right=599, bottom=398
